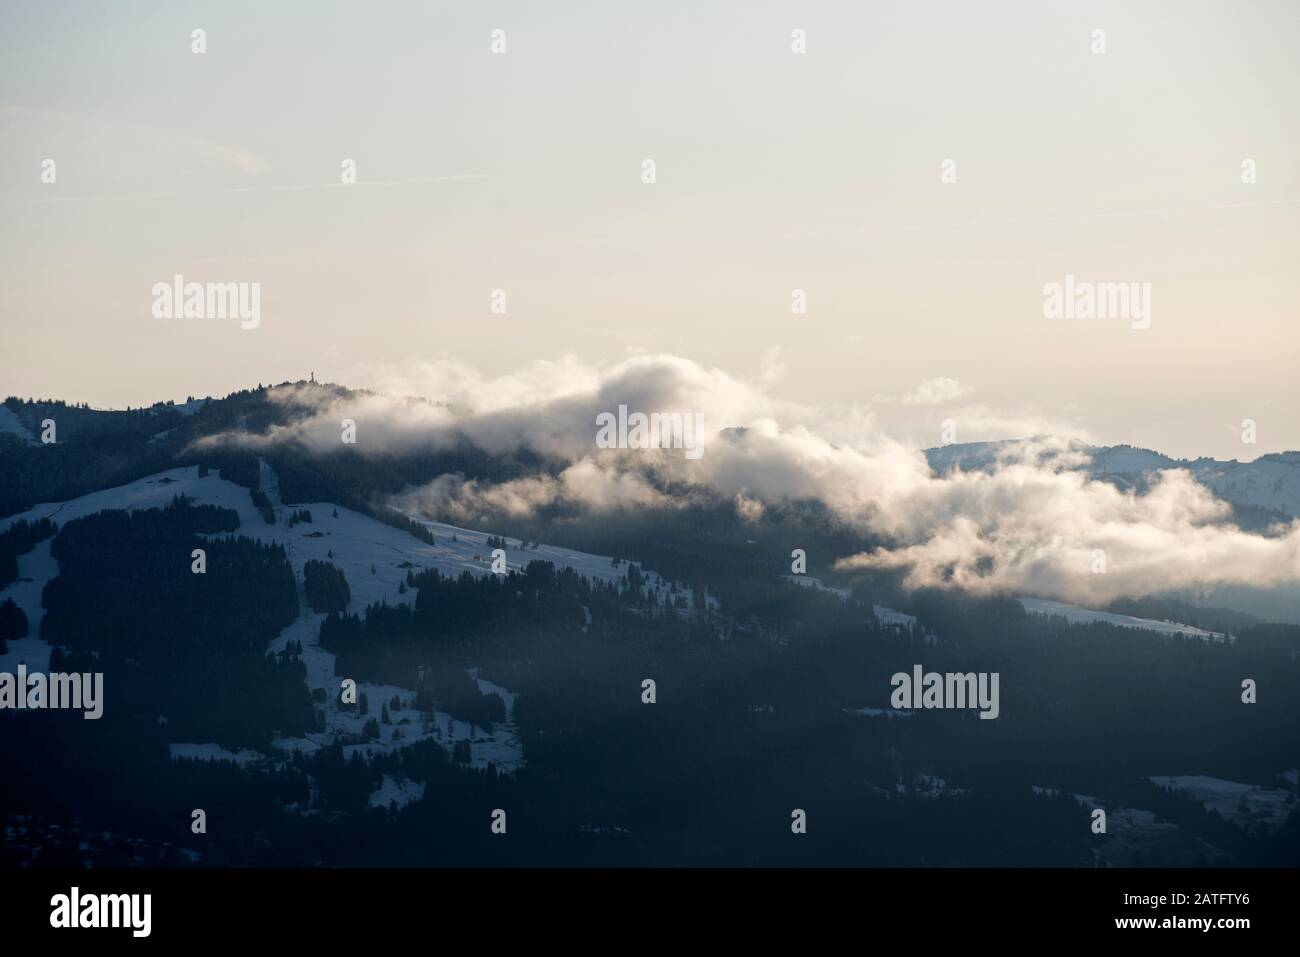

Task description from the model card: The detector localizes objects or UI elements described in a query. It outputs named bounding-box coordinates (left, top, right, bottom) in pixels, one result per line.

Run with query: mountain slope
left=925, top=440, right=1300, bottom=518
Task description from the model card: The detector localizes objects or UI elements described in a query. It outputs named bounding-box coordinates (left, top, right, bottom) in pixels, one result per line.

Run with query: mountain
left=2, top=386, right=1299, bottom=868
left=925, top=440, right=1300, bottom=519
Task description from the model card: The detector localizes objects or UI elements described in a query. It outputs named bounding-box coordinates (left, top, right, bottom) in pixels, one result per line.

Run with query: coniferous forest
left=3, top=498, right=1299, bottom=866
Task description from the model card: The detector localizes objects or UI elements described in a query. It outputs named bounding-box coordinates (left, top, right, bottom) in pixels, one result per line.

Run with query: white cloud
left=193, top=354, right=1300, bottom=605
left=389, top=458, right=673, bottom=521
left=833, top=461, right=1300, bottom=604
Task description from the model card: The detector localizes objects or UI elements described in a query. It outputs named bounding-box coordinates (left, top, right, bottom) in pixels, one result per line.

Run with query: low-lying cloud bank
left=387, top=458, right=673, bottom=522
left=832, top=459, right=1300, bottom=605
left=194, top=354, right=1300, bottom=605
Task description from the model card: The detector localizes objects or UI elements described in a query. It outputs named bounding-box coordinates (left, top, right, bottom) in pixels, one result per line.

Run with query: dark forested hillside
left=2, top=387, right=1298, bottom=870
left=40, top=498, right=312, bottom=747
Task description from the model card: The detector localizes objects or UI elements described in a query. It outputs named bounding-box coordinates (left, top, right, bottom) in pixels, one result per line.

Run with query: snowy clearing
left=0, top=406, right=36, bottom=445
left=169, top=743, right=264, bottom=766
left=1018, top=598, right=1226, bottom=641
left=1149, top=775, right=1297, bottom=832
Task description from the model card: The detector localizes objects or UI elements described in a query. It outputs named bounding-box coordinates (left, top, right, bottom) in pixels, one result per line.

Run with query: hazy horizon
left=8, top=366, right=1299, bottom=466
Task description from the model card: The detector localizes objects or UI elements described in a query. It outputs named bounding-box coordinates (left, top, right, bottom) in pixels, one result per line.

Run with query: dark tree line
left=0, top=516, right=57, bottom=589
left=39, top=498, right=313, bottom=748
left=0, top=596, right=27, bottom=650
left=303, top=559, right=351, bottom=613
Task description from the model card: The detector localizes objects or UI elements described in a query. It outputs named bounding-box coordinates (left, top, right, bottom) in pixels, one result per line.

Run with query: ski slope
left=1018, top=598, right=1226, bottom=641
left=780, top=573, right=919, bottom=630
left=0, top=465, right=710, bottom=790
left=0, top=406, right=36, bottom=445
left=1150, top=775, right=1298, bottom=832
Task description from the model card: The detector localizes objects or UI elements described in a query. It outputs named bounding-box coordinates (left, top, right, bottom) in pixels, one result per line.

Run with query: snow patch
left=169, top=742, right=264, bottom=766
left=843, top=706, right=913, bottom=718
left=1150, top=775, right=1297, bottom=832
left=1019, top=598, right=1225, bottom=640
left=368, top=774, right=425, bottom=810
left=0, top=406, right=36, bottom=445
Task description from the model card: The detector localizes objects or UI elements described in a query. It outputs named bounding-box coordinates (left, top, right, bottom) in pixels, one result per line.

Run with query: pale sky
left=1, top=0, right=1297, bottom=460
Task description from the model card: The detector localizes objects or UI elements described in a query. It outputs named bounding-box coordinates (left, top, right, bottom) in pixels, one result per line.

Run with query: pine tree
left=0, top=596, right=28, bottom=646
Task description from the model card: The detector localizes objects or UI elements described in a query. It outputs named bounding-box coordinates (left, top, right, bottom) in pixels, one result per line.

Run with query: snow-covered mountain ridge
left=925, top=440, right=1300, bottom=517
